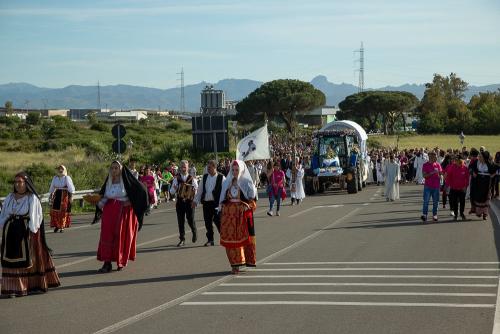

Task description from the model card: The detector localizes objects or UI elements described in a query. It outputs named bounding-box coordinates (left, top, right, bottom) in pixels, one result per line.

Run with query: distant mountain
left=1, top=77, right=498, bottom=111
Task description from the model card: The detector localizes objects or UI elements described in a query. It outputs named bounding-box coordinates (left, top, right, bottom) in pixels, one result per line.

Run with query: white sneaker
left=450, top=211, right=455, bottom=217
left=276, top=211, right=280, bottom=216
left=267, top=211, right=273, bottom=217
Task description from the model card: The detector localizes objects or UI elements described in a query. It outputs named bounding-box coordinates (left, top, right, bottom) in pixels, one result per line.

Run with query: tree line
left=235, top=73, right=500, bottom=135
left=337, top=73, right=500, bottom=135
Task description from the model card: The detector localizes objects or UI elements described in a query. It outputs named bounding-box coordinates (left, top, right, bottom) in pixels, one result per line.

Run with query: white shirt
left=0, top=193, right=43, bottom=233
left=49, top=175, right=75, bottom=194
left=170, top=173, right=199, bottom=195
left=194, top=173, right=225, bottom=204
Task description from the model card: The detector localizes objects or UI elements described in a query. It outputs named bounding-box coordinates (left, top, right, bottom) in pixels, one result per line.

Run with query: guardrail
left=0, top=189, right=99, bottom=208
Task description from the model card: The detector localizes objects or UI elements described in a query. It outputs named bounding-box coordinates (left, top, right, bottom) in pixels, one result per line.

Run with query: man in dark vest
left=170, top=160, right=198, bottom=247
left=193, top=160, right=225, bottom=246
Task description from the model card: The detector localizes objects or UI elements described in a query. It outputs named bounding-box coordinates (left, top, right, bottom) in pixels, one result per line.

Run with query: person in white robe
left=286, top=161, right=305, bottom=205
left=414, top=151, right=427, bottom=184
left=384, top=155, right=401, bottom=201
left=376, top=157, right=385, bottom=185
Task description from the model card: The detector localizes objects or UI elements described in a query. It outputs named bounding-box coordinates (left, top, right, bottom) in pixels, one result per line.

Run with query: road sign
left=112, top=140, right=127, bottom=154
left=112, top=124, right=126, bottom=139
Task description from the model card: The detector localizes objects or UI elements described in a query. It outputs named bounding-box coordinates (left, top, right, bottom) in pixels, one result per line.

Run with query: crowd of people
left=0, top=138, right=499, bottom=298
left=366, top=146, right=500, bottom=222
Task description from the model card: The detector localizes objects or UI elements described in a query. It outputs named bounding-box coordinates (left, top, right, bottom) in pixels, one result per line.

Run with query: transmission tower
left=354, top=42, right=364, bottom=93
left=177, top=68, right=185, bottom=113
left=97, top=81, right=101, bottom=110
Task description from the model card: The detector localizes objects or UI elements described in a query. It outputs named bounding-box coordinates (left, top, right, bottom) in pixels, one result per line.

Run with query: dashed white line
left=181, top=301, right=495, bottom=308
left=221, top=283, right=498, bottom=287
left=236, top=275, right=498, bottom=279
left=203, top=291, right=496, bottom=297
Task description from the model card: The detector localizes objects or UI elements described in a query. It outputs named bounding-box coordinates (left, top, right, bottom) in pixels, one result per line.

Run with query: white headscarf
left=219, top=160, right=256, bottom=205
left=104, top=160, right=126, bottom=198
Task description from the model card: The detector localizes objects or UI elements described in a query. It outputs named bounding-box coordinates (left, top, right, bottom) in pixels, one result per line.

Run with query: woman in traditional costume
left=470, top=151, right=495, bottom=220
left=0, top=172, right=60, bottom=297
left=49, top=165, right=75, bottom=232
left=218, top=160, right=257, bottom=274
left=94, top=161, right=148, bottom=273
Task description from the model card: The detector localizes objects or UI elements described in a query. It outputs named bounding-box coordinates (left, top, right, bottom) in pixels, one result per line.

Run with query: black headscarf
left=13, top=172, right=52, bottom=254
left=92, top=161, right=149, bottom=230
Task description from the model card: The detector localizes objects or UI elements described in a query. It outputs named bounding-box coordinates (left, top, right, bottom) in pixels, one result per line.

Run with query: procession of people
left=0, top=137, right=499, bottom=298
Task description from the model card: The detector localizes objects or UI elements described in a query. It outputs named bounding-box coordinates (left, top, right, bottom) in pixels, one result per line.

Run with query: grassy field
left=371, top=134, right=500, bottom=153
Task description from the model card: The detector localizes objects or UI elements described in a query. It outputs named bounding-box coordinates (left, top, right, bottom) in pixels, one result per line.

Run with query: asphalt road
left=1, top=184, right=500, bottom=334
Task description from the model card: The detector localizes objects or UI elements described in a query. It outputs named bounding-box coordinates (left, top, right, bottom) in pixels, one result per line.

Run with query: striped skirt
left=1, top=230, right=61, bottom=297
left=50, top=189, right=72, bottom=229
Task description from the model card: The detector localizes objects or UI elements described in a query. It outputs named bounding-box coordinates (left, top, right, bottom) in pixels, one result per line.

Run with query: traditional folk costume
left=383, top=160, right=401, bottom=201
left=94, top=162, right=148, bottom=272
left=170, top=172, right=198, bottom=246
left=470, top=155, right=495, bottom=220
left=286, top=164, right=305, bottom=205
left=140, top=172, right=157, bottom=210
left=218, top=160, right=257, bottom=274
left=194, top=171, right=225, bottom=246
left=49, top=166, right=75, bottom=232
left=0, top=173, right=60, bottom=297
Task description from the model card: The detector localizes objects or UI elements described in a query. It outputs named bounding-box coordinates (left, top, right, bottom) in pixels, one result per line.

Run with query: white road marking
left=249, top=268, right=500, bottom=272
left=265, top=261, right=500, bottom=265
left=491, top=202, right=500, bottom=334
left=493, top=278, right=500, bottom=334
left=362, top=203, right=370, bottom=206
left=181, top=301, right=495, bottom=308
left=237, top=275, right=498, bottom=279
left=288, top=205, right=344, bottom=218
left=221, top=283, right=498, bottom=287
left=92, top=207, right=363, bottom=334
left=203, top=291, right=496, bottom=297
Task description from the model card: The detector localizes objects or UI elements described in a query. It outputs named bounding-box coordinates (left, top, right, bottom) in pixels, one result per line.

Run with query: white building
left=109, top=110, right=148, bottom=121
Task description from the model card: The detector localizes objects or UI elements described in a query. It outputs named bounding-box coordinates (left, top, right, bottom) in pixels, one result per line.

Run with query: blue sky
left=1, top=0, right=499, bottom=88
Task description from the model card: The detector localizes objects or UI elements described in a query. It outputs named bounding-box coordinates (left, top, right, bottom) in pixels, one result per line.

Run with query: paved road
left=1, top=184, right=500, bottom=334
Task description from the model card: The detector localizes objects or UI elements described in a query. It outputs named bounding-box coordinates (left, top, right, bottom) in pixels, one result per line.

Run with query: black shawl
left=92, top=166, right=149, bottom=230
left=13, top=172, right=52, bottom=254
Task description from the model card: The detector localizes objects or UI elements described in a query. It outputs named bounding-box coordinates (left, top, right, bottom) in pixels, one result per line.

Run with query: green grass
left=370, top=134, right=500, bottom=153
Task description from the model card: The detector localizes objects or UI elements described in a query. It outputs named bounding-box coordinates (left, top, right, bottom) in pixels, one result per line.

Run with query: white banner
left=236, top=124, right=270, bottom=161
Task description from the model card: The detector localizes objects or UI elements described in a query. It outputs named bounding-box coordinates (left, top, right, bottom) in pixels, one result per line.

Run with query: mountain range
left=1, top=76, right=499, bottom=111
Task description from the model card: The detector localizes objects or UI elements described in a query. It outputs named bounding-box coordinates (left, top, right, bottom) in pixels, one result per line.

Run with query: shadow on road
left=57, top=271, right=229, bottom=291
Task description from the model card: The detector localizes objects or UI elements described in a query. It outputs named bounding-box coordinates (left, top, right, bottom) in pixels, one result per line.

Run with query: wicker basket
left=83, top=193, right=102, bottom=206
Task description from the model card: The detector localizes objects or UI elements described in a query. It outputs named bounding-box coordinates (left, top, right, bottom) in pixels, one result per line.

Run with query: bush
left=90, top=122, right=110, bottom=132
left=367, top=137, right=383, bottom=149
left=165, top=121, right=182, bottom=131
left=26, top=113, right=41, bottom=125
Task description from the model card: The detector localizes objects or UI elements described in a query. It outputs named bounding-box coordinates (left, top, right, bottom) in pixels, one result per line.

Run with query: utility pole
left=354, top=42, right=365, bottom=93
left=177, top=68, right=185, bottom=113
left=97, top=81, right=101, bottom=110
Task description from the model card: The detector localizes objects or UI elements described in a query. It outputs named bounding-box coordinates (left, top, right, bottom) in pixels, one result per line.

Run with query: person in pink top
left=267, top=162, right=286, bottom=217
left=446, top=155, right=470, bottom=221
left=140, top=166, right=157, bottom=214
left=421, top=152, right=443, bottom=222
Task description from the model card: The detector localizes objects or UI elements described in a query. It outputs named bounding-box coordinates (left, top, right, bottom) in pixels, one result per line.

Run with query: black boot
left=98, top=261, right=112, bottom=273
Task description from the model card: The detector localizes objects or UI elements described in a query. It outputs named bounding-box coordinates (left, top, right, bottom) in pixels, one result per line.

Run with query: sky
left=0, top=0, right=499, bottom=89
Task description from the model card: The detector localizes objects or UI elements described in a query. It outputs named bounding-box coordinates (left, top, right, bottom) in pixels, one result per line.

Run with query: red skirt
left=50, top=189, right=71, bottom=229
left=1, top=231, right=61, bottom=297
left=97, top=200, right=138, bottom=267
left=220, top=201, right=256, bottom=267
